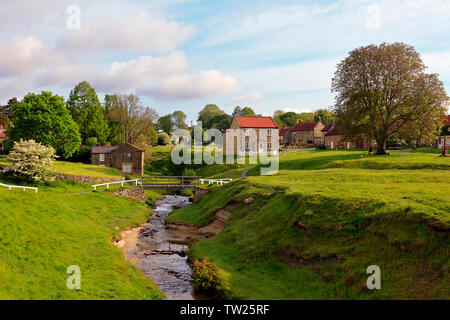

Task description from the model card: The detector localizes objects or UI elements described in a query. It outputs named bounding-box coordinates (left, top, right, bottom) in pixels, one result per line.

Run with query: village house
left=436, top=115, right=450, bottom=149
left=91, top=143, right=144, bottom=176
left=278, top=127, right=290, bottom=147
left=324, top=125, right=357, bottom=149
left=0, top=124, right=7, bottom=152
left=286, top=121, right=325, bottom=147
left=223, top=116, right=279, bottom=156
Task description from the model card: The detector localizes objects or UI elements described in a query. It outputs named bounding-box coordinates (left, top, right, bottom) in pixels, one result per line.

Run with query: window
left=245, top=128, right=252, bottom=135
left=267, top=142, right=272, bottom=149
left=123, top=152, right=132, bottom=161
left=122, top=164, right=132, bottom=173
left=267, top=129, right=272, bottom=136
left=99, top=154, right=105, bottom=162
left=245, top=142, right=250, bottom=150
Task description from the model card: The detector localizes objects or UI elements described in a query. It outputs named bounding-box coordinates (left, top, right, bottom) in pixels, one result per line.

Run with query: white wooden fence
left=0, top=183, right=38, bottom=193
left=199, top=178, right=233, bottom=186
left=92, top=179, right=141, bottom=190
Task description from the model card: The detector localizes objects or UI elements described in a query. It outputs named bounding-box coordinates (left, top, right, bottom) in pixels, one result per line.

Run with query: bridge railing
left=140, top=176, right=202, bottom=189
left=0, top=183, right=38, bottom=193
left=92, top=179, right=141, bottom=190
left=199, top=178, right=233, bottom=186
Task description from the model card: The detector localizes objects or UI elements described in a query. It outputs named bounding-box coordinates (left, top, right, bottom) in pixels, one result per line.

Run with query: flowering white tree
left=6, top=139, right=57, bottom=182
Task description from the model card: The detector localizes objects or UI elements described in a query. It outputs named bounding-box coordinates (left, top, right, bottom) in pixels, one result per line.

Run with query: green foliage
left=191, top=258, right=222, bottom=292
left=198, top=104, right=224, bottom=127
left=5, top=139, right=57, bottom=183
left=172, top=110, right=188, bottom=129
left=8, top=91, right=81, bottom=158
left=158, top=132, right=170, bottom=145
left=67, top=81, right=110, bottom=144
left=279, top=112, right=299, bottom=127
left=85, top=137, right=98, bottom=147
left=182, top=167, right=196, bottom=176
left=159, top=115, right=173, bottom=134
left=205, top=114, right=232, bottom=130
left=66, top=146, right=92, bottom=164
left=314, top=109, right=335, bottom=124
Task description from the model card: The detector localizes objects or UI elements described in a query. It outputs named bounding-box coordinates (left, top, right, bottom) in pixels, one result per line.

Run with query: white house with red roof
left=223, top=116, right=279, bottom=156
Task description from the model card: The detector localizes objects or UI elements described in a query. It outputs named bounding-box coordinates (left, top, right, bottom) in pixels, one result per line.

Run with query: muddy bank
left=115, top=195, right=233, bottom=300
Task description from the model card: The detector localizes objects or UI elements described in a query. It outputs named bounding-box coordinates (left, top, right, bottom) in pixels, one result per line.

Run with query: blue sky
left=0, top=0, right=449, bottom=123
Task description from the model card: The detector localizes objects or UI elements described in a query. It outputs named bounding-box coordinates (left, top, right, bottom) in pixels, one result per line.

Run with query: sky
left=1, top=0, right=449, bottom=123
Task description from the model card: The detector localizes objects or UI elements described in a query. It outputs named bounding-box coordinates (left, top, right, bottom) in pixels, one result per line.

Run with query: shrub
left=5, top=139, right=57, bottom=183
left=182, top=167, right=196, bottom=177
left=191, top=258, right=222, bottom=292
left=158, top=132, right=170, bottom=146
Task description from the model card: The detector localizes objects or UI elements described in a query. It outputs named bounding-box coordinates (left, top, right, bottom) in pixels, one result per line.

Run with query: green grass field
left=168, top=150, right=450, bottom=299
left=0, top=157, right=124, bottom=179
left=0, top=179, right=163, bottom=299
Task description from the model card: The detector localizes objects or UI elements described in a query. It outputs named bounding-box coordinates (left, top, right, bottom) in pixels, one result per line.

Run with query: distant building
left=286, top=121, right=325, bottom=147
left=223, top=116, right=279, bottom=156
left=91, top=143, right=144, bottom=176
left=0, top=124, right=7, bottom=152
left=436, top=115, right=450, bottom=149
left=278, top=127, right=290, bottom=147
left=324, top=126, right=356, bottom=149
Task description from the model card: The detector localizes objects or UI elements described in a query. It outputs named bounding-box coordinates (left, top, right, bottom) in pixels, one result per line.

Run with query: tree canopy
left=159, top=114, right=174, bottom=134
left=332, top=42, right=448, bottom=154
left=172, top=110, right=188, bottom=129
left=205, top=113, right=232, bottom=130
left=67, top=81, right=109, bottom=144
left=198, top=104, right=224, bottom=127
left=8, top=91, right=81, bottom=158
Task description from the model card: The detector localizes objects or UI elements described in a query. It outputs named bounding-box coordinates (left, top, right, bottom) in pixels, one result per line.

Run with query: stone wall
left=113, top=187, right=146, bottom=203
left=56, top=173, right=125, bottom=184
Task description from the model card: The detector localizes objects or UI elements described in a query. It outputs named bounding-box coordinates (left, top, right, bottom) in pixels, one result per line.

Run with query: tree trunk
left=376, top=137, right=388, bottom=155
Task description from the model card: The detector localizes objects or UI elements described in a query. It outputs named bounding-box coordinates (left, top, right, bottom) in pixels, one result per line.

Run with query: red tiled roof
left=444, top=115, right=450, bottom=126
left=91, top=146, right=119, bottom=154
left=279, top=127, right=290, bottom=136
left=325, top=126, right=340, bottom=136
left=0, top=125, right=7, bottom=139
left=235, top=116, right=278, bottom=128
left=321, top=123, right=334, bottom=132
left=290, top=122, right=319, bottom=132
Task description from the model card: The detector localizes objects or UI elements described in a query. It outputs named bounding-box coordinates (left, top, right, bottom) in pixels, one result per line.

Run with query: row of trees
left=1, top=81, right=160, bottom=158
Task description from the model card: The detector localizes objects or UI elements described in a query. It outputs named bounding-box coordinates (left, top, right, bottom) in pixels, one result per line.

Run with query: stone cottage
left=286, top=121, right=325, bottom=147
left=91, top=143, right=144, bottom=176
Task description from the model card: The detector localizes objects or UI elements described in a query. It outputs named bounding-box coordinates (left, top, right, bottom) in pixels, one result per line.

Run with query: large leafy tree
left=67, top=81, right=109, bottom=144
left=232, top=106, right=256, bottom=117
left=0, top=97, right=19, bottom=127
left=198, top=104, right=224, bottom=127
left=279, top=112, right=299, bottom=127
left=172, top=110, right=188, bottom=129
left=159, top=115, right=174, bottom=134
left=105, top=93, right=159, bottom=146
left=206, top=113, right=232, bottom=130
left=8, top=91, right=81, bottom=158
left=332, top=42, right=448, bottom=154
left=314, top=109, right=335, bottom=125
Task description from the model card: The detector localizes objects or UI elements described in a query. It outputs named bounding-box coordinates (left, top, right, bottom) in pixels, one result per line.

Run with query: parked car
left=316, top=143, right=326, bottom=150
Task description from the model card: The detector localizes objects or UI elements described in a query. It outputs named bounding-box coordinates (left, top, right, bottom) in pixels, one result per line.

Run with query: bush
left=190, top=258, right=222, bottom=292
left=158, top=132, right=170, bottom=146
left=65, top=146, right=92, bottom=163
left=5, top=139, right=57, bottom=183
left=182, top=167, right=196, bottom=177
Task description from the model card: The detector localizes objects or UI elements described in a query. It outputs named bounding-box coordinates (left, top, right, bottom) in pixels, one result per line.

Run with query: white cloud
left=228, top=91, right=263, bottom=106
left=0, top=36, right=63, bottom=76
left=140, top=70, right=239, bottom=101
left=58, top=11, right=196, bottom=54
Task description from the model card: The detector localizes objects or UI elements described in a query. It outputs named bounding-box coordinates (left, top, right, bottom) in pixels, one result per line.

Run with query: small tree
left=6, top=139, right=57, bottom=182
left=158, top=132, right=170, bottom=146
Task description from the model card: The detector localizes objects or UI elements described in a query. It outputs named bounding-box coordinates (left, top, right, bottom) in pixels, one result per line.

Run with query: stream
left=116, top=195, right=196, bottom=300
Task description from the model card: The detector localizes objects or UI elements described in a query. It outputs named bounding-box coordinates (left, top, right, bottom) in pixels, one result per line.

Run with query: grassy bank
left=0, top=180, right=163, bottom=299
left=168, top=151, right=450, bottom=299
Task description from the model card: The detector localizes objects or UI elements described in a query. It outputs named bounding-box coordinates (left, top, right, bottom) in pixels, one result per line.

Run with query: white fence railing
left=199, top=178, right=233, bottom=186
left=0, top=183, right=38, bottom=193
left=92, top=179, right=141, bottom=190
